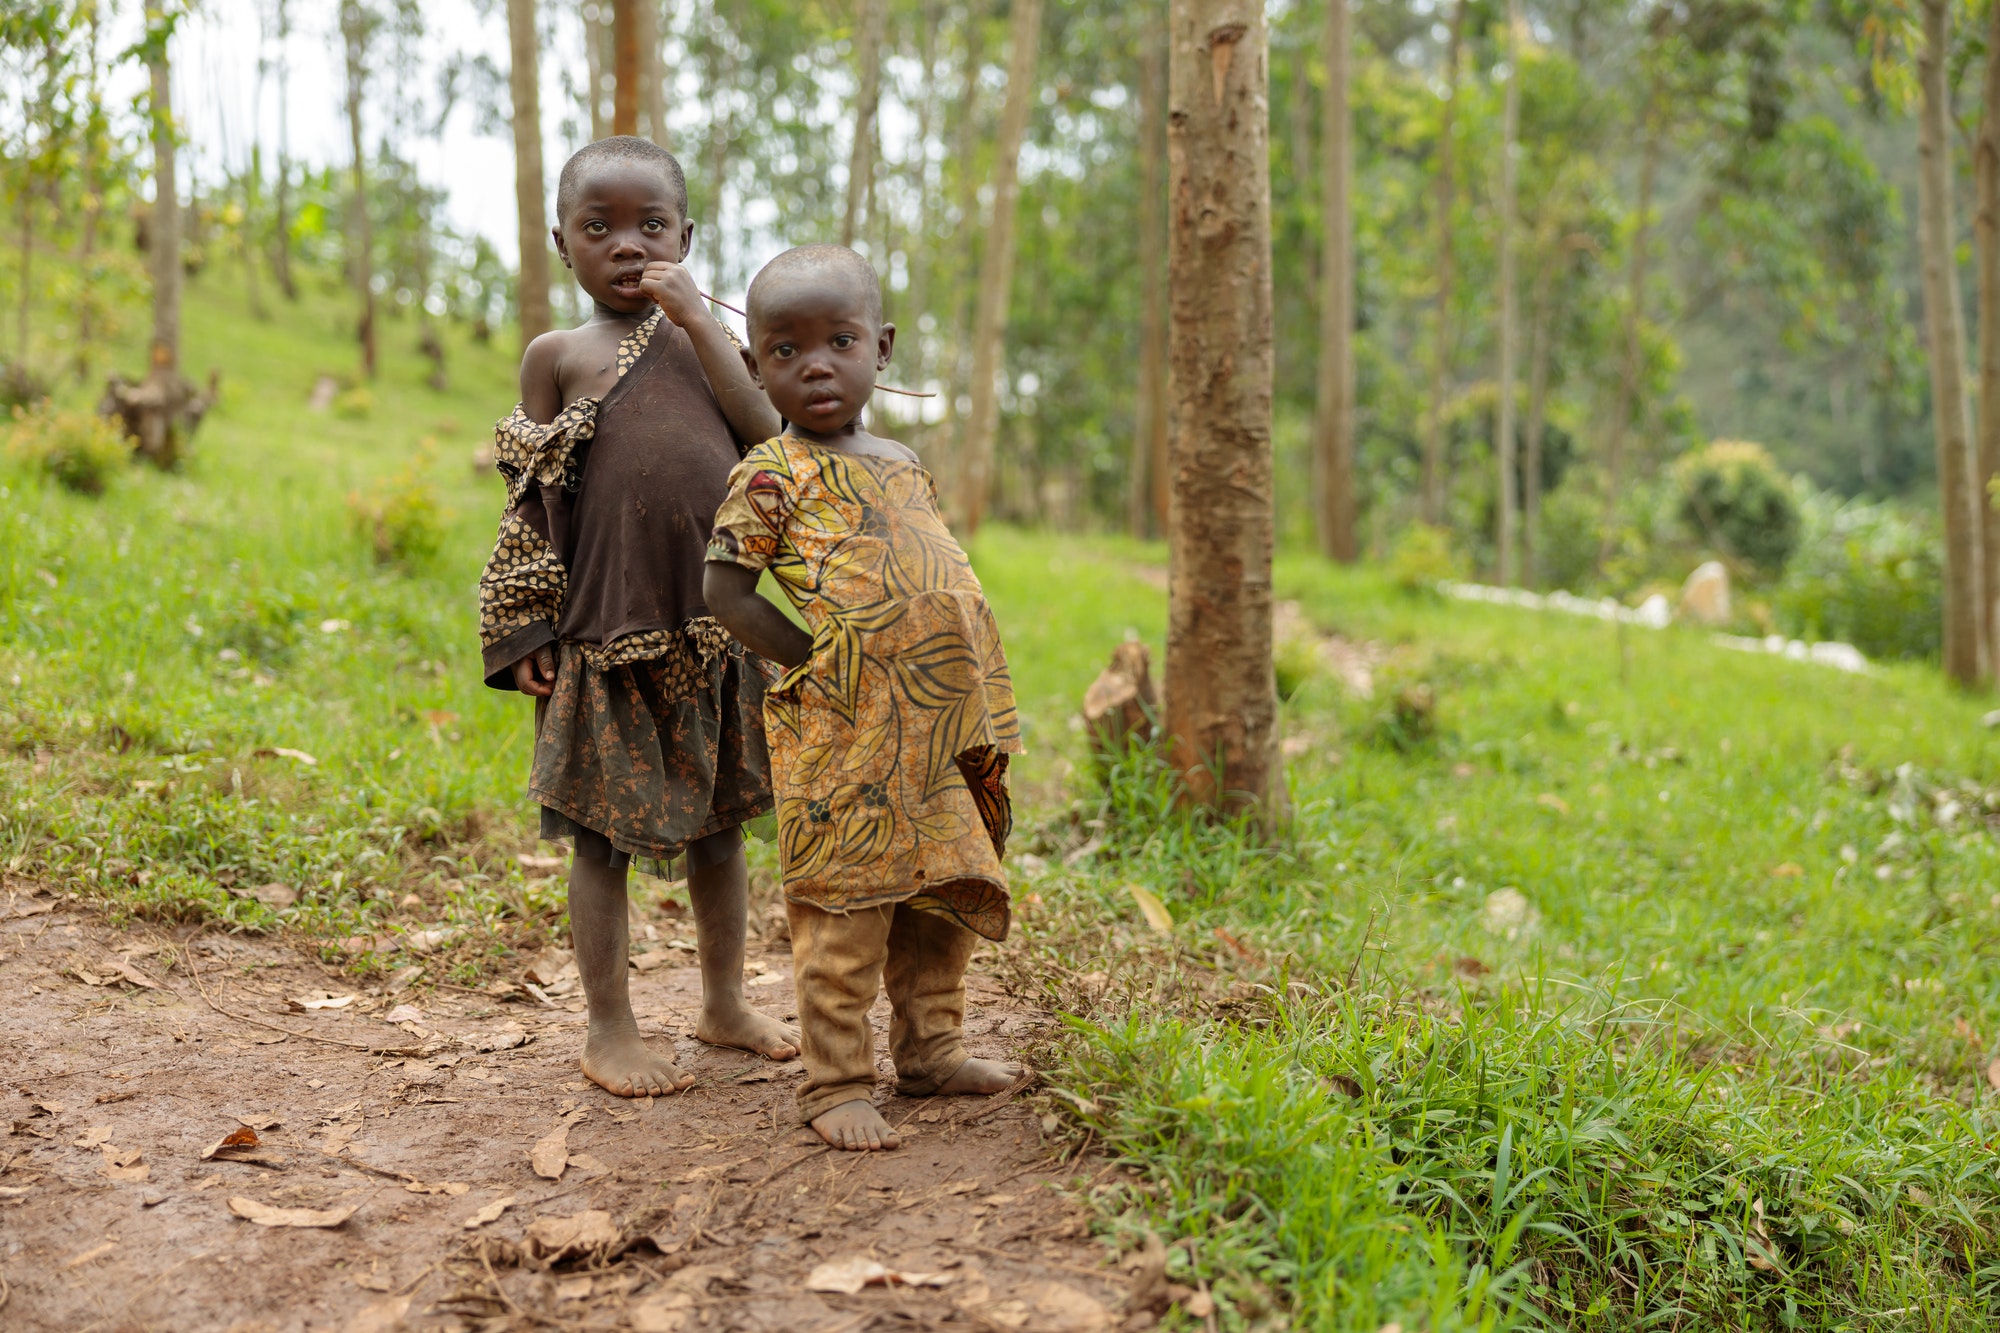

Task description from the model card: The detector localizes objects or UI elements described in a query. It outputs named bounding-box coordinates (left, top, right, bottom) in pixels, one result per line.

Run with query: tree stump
left=100, top=368, right=217, bottom=470
left=1083, top=640, right=1159, bottom=768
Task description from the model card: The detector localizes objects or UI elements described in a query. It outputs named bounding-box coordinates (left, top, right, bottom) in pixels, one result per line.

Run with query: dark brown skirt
left=531, top=637, right=775, bottom=869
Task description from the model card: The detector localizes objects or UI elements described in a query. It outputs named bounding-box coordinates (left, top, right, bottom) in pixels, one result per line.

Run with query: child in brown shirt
left=478, top=137, right=796, bottom=1097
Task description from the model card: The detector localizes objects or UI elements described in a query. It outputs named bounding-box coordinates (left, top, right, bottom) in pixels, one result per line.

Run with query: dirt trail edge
left=0, top=889, right=1131, bottom=1332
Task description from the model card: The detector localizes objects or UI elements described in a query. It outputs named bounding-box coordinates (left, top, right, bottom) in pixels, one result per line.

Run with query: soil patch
left=0, top=886, right=1127, bottom=1332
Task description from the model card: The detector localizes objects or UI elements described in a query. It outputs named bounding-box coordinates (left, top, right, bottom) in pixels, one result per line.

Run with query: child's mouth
left=610, top=268, right=645, bottom=294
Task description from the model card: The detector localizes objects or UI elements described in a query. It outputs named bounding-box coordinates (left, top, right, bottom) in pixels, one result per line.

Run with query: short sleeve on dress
left=707, top=441, right=795, bottom=572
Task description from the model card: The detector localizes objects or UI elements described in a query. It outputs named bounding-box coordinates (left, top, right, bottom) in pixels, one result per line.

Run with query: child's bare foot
left=581, top=1028, right=695, bottom=1098
left=695, top=1002, right=800, bottom=1061
left=936, top=1056, right=1029, bottom=1096
left=812, top=1099, right=901, bottom=1151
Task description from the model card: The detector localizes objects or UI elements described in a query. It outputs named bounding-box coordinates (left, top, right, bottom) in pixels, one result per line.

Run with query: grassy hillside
left=5, top=273, right=2000, bottom=1329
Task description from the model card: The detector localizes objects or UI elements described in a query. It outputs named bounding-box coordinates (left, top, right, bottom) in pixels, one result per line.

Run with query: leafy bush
left=1387, top=523, right=1464, bottom=594
left=1771, top=493, right=1942, bottom=661
left=1672, top=440, right=1801, bottom=575
left=348, top=444, right=448, bottom=567
left=1536, top=484, right=1603, bottom=592
left=2, top=401, right=129, bottom=495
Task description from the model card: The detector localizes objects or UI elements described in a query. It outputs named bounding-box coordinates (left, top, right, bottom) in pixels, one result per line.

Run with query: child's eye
left=773, top=344, right=796, bottom=358
left=643, top=219, right=664, bottom=233
left=584, top=221, right=607, bottom=235
left=832, top=333, right=856, bottom=349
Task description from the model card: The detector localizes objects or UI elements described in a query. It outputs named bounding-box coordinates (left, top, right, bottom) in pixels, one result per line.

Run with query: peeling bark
left=1165, top=0, right=1280, bottom=819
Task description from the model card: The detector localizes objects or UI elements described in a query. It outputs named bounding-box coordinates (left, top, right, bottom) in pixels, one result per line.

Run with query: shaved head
left=556, top=136, right=688, bottom=224
left=747, top=245, right=884, bottom=338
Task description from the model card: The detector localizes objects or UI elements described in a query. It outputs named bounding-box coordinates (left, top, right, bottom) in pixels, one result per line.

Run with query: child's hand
left=511, top=645, right=558, bottom=698
left=639, top=261, right=705, bottom=329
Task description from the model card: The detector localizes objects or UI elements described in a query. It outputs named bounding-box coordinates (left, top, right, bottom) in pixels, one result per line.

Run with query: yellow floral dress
left=707, top=437, right=1022, bottom=941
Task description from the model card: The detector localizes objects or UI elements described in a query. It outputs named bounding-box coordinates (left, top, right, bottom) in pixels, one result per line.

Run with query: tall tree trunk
left=340, top=1, right=377, bottom=378
left=1604, top=66, right=1660, bottom=560
left=611, top=0, right=638, bottom=135
left=1522, top=254, right=1554, bottom=586
left=273, top=0, right=297, bottom=301
left=75, top=4, right=102, bottom=377
left=147, top=23, right=179, bottom=387
left=904, top=1, right=941, bottom=448
left=1493, top=0, right=1520, bottom=584
left=1921, top=0, right=1985, bottom=686
left=956, top=0, right=1042, bottom=534
left=1975, top=0, right=2000, bottom=680
left=17, top=165, right=32, bottom=371
left=842, top=0, right=890, bottom=247
left=510, top=0, right=553, bottom=346
left=1419, top=0, right=1466, bottom=527
left=1165, top=0, right=1279, bottom=817
left=585, top=2, right=608, bottom=140
left=1131, top=12, right=1168, bottom=539
left=638, top=0, right=666, bottom=145
left=1311, top=0, right=1357, bottom=561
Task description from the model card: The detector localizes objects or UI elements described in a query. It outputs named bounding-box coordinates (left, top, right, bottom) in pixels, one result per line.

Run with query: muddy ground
left=0, top=883, right=1141, bottom=1332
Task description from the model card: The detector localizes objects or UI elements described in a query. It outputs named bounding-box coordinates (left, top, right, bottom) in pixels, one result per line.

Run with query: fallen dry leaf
left=806, top=1256, right=955, bottom=1295
left=29, top=1100, right=65, bottom=1117
left=201, top=1126, right=260, bottom=1160
left=383, top=1004, right=423, bottom=1025
left=1125, top=883, right=1174, bottom=934
left=403, top=1180, right=471, bottom=1196
left=290, top=992, right=357, bottom=1011
left=101, top=1147, right=150, bottom=1183
left=236, top=1114, right=284, bottom=1131
left=256, top=747, right=319, bottom=766
left=228, top=1196, right=358, bottom=1228
left=521, top=1209, right=621, bottom=1263
left=461, top=1195, right=515, bottom=1229
left=319, top=1122, right=361, bottom=1156
left=745, top=970, right=784, bottom=987
left=0, top=1184, right=32, bottom=1198
left=530, top=1118, right=576, bottom=1180
left=73, top=1124, right=114, bottom=1148
left=474, top=1026, right=529, bottom=1052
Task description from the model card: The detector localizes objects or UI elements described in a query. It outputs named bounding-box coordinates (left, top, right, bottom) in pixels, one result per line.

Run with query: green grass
left=7, top=268, right=2000, bottom=1328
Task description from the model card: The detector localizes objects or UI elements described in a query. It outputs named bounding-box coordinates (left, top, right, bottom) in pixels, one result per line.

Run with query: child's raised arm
left=641, top=261, right=781, bottom=446
left=703, top=562, right=811, bottom=669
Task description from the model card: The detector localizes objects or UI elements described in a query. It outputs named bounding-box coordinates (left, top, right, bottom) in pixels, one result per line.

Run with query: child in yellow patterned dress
left=703, top=245, right=1026, bottom=1152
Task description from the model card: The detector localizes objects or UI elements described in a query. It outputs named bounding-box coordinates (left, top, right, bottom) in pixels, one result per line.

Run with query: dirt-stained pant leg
left=885, top=904, right=976, bottom=1097
left=788, top=901, right=974, bottom=1122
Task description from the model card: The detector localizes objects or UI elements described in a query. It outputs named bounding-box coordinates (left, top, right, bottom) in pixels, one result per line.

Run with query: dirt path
left=0, top=886, right=1131, bottom=1332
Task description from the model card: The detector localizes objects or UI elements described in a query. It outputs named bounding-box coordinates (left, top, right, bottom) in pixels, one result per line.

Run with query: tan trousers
left=786, top=899, right=976, bottom=1122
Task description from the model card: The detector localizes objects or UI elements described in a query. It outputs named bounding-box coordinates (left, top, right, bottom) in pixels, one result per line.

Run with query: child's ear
left=876, top=322, right=896, bottom=371
left=677, top=219, right=694, bottom=265
left=551, top=225, right=570, bottom=269
left=740, top=347, right=763, bottom=389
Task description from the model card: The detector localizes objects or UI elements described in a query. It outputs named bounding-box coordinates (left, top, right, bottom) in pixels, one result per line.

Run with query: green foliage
left=1534, top=485, right=1602, bottom=592
left=1771, top=493, right=1943, bottom=661
left=3, top=400, right=128, bottom=495
left=348, top=444, right=449, bottom=568
left=1388, top=523, right=1464, bottom=594
left=1672, top=440, right=1802, bottom=576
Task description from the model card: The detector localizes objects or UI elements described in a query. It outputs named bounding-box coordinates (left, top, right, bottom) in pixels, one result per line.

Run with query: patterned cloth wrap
left=477, top=310, right=776, bottom=866
left=708, top=436, right=1023, bottom=942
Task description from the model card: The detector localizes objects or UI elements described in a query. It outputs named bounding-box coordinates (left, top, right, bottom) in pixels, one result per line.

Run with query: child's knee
left=571, top=826, right=618, bottom=867
left=685, top=824, right=743, bottom=873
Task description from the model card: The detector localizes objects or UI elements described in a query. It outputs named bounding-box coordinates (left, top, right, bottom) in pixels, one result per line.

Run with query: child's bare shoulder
left=519, top=323, right=630, bottom=420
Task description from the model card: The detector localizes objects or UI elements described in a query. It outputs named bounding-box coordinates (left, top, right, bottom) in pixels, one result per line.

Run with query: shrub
left=1771, top=493, right=1942, bottom=661
left=348, top=444, right=448, bottom=567
left=1535, top=484, right=1602, bottom=592
left=1671, top=439, right=1801, bottom=575
left=2, top=401, right=129, bottom=495
left=1387, top=523, right=1463, bottom=594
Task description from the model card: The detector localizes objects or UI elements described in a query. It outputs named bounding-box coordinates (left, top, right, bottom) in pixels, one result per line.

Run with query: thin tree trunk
left=18, top=170, right=32, bottom=370
left=510, top=0, right=552, bottom=345
left=1419, top=0, right=1466, bottom=527
left=147, top=23, right=179, bottom=385
left=1921, top=0, right=1985, bottom=686
left=612, top=0, right=638, bottom=135
left=638, top=0, right=666, bottom=145
left=340, top=1, right=377, bottom=378
left=956, top=0, right=1042, bottom=534
left=904, top=2, right=940, bottom=448
left=75, top=5, right=102, bottom=377
left=586, top=2, right=608, bottom=140
left=273, top=0, right=297, bottom=301
left=842, top=0, right=889, bottom=247
left=1494, top=0, right=1520, bottom=584
left=1605, top=66, right=1660, bottom=558
left=1165, top=0, right=1279, bottom=817
left=1522, top=254, right=1554, bottom=586
left=942, top=0, right=989, bottom=483
left=1311, top=0, right=1357, bottom=561
left=1131, top=13, right=1168, bottom=540
left=1975, top=0, right=2000, bottom=680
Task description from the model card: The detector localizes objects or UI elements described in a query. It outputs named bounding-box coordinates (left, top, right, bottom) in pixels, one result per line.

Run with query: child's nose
left=609, top=231, right=647, bottom=258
